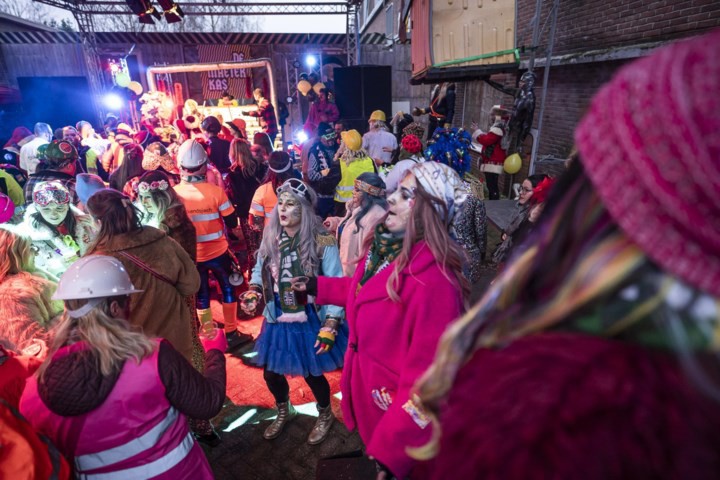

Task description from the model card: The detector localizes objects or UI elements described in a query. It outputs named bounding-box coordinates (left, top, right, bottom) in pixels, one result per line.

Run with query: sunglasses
left=321, top=132, right=336, bottom=141
left=33, top=188, right=71, bottom=207
left=277, top=178, right=311, bottom=202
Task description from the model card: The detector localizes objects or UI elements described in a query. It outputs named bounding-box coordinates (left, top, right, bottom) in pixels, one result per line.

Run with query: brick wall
left=516, top=0, right=720, bottom=56
left=532, top=59, right=629, bottom=158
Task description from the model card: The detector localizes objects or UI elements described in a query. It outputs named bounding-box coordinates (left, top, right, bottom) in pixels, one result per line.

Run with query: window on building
left=385, top=3, right=395, bottom=39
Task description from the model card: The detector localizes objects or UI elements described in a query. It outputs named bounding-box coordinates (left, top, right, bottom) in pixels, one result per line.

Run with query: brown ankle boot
left=307, top=404, right=335, bottom=445
left=263, top=401, right=297, bottom=440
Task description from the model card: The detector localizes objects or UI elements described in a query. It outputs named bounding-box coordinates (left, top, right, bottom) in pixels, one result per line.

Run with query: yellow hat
left=341, top=130, right=362, bottom=152
left=369, top=110, right=386, bottom=122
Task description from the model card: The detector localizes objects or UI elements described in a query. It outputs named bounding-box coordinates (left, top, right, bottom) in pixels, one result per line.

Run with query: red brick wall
left=516, top=0, right=720, bottom=56
left=532, top=59, right=629, bottom=158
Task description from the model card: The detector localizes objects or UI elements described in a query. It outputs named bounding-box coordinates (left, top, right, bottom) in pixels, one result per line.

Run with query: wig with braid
left=412, top=159, right=720, bottom=460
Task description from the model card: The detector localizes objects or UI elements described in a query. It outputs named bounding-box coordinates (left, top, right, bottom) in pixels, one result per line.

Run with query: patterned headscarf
left=411, top=162, right=468, bottom=229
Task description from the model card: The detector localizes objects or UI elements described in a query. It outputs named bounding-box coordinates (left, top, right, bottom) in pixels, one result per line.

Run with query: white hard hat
left=53, top=255, right=143, bottom=301
left=178, top=139, right=208, bottom=169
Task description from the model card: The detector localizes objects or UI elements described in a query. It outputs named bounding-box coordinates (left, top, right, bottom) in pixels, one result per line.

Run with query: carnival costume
left=248, top=179, right=347, bottom=445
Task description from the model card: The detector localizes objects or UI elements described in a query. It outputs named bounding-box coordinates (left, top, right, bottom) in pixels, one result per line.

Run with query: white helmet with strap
left=53, top=255, right=143, bottom=318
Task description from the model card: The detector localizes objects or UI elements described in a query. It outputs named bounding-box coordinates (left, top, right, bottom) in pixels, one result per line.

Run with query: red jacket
left=430, top=333, right=720, bottom=479
left=476, top=130, right=506, bottom=165
left=317, top=242, right=463, bottom=478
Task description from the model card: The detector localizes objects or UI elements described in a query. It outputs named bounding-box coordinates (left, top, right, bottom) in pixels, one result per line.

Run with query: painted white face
left=138, top=191, right=158, bottom=215
left=385, top=172, right=416, bottom=234
left=518, top=179, right=534, bottom=205
left=277, top=191, right=301, bottom=230
left=37, top=203, right=69, bottom=226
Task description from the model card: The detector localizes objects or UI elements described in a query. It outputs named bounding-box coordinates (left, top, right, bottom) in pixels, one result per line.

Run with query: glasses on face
left=321, top=133, right=336, bottom=141
left=33, top=188, right=71, bottom=206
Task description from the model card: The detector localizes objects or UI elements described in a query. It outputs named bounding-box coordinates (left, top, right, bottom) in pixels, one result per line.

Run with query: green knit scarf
left=360, top=224, right=404, bottom=287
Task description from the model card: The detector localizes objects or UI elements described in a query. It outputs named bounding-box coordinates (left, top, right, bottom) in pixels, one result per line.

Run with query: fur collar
left=20, top=204, right=89, bottom=242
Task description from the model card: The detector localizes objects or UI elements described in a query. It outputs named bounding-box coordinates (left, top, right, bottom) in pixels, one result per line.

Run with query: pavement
left=201, top=305, right=367, bottom=480
left=485, top=199, right=517, bottom=232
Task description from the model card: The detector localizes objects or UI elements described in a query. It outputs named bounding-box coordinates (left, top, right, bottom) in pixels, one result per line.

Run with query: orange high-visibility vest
left=175, top=181, right=235, bottom=262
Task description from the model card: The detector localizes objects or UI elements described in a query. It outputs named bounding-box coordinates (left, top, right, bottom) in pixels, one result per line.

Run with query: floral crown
left=136, top=179, right=169, bottom=193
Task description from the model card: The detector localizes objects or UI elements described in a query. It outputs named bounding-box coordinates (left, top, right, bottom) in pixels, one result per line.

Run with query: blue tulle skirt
left=254, top=297, right=349, bottom=377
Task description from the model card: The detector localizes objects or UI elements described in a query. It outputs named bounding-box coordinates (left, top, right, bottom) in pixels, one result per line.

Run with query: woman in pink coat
left=293, top=162, right=468, bottom=478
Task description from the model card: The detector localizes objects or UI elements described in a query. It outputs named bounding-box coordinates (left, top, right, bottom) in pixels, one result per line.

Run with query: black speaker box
left=334, top=65, right=391, bottom=133
left=17, top=77, right=96, bottom=130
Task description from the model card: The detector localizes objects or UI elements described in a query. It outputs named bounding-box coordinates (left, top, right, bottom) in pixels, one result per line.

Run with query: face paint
left=37, top=203, right=69, bottom=226
left=278, top=191, right=301, bottom=231
left=138, top=191, right=158, bottom=215
left=385, top=172, right=416, bottom=234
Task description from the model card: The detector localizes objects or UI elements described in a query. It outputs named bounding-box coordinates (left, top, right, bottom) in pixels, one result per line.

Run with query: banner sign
left=198, top=45, right=253, bottom=99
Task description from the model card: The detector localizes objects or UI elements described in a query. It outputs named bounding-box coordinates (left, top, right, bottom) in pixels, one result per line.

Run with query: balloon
left=115, top=72, right=131, bottom=87
left=504, top=153, right=522, bottom=174
left=297, top=80, right=311, bottom=96
left=312, top=82, right=326, bottom=95
left=128, top=81, right=143, bottom=95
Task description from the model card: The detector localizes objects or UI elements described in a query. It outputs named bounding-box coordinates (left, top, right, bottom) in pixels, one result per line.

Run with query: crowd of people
left=1, top=29, right=719, bottom=479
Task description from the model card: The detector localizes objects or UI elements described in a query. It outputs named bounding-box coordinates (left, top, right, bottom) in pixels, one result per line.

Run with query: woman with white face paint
left=293, top=162, right=469, bottom=478
left=17, top=180, right=95, bottom=279
left=243, top=178, right=347, bottom=446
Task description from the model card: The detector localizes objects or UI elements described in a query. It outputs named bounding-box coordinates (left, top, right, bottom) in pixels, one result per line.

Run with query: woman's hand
left=200, top=328, right=228, bottom=353
left=290, top=276, right=317, bottom=296
left=323, top=217, right=341, bottom=233
left=315, top=317, right=339, bottom=354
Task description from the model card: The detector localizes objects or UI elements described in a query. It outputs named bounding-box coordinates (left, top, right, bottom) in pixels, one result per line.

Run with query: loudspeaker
left=17, top=77, right=96, bottom=130
left=334, top=65, right=391, bottom=133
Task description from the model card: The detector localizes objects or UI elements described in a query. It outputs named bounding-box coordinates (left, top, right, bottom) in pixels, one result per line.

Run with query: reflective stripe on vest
left=219, top=200, right=232, bottom=211
left=191, top=212, right=220, bottom=222
left=197, top=230, right=224, bottom=243
left=75, top=407, right=180, bottom=473
left=335, top=156, right=375, bottom=203
left=76, top=432, right=194, bottom=480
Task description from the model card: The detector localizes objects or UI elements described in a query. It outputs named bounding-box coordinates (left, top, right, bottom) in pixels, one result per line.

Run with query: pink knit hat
left=575, top=29, right=720, bottom=297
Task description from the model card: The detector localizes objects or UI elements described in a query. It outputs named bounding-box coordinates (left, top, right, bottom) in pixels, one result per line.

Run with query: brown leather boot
left=263, top=401, right=297, bottom=440
left=307, top=404, right=335, bottom=445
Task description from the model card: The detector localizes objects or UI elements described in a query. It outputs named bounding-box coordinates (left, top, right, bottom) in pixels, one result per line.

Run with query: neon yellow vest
left=335, top=156, right=376, bottom=203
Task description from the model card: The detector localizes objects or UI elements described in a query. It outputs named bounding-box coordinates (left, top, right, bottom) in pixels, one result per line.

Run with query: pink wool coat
left=317, top=241, right=463, bottom=478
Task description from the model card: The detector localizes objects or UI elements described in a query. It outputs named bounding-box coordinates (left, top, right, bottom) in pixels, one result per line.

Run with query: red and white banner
left=198, top=45, right=253, bottom=99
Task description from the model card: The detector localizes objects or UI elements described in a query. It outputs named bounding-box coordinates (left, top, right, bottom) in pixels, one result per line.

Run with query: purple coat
left=317, top=241, right=463, bottom=478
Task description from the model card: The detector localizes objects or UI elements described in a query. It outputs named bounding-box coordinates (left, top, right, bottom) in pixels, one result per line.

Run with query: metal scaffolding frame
left=36, top=0, right=349, bottom=15
left=31, top=0, right=359, bottom=124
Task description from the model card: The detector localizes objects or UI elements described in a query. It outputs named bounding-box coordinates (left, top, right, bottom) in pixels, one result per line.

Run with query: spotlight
left=305, top=55, right=317, bottom=68
left=125, top=0, right=161, bottom=24
left=157, top=0, right=184, bottom=23
left=103, top=93, right=124, bottom=110
left=292, top=60, right=302, bottom=69
left=295, top=130, right=308, bottom=144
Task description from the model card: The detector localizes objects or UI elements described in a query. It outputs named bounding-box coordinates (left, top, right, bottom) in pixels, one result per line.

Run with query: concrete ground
left=202, top=217, right=503, bottom=479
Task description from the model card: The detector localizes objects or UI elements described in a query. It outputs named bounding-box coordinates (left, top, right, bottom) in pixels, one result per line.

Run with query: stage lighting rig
left=125, top=0, right=161, bottom=24
left=157, top=0, right=184, bottom=23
